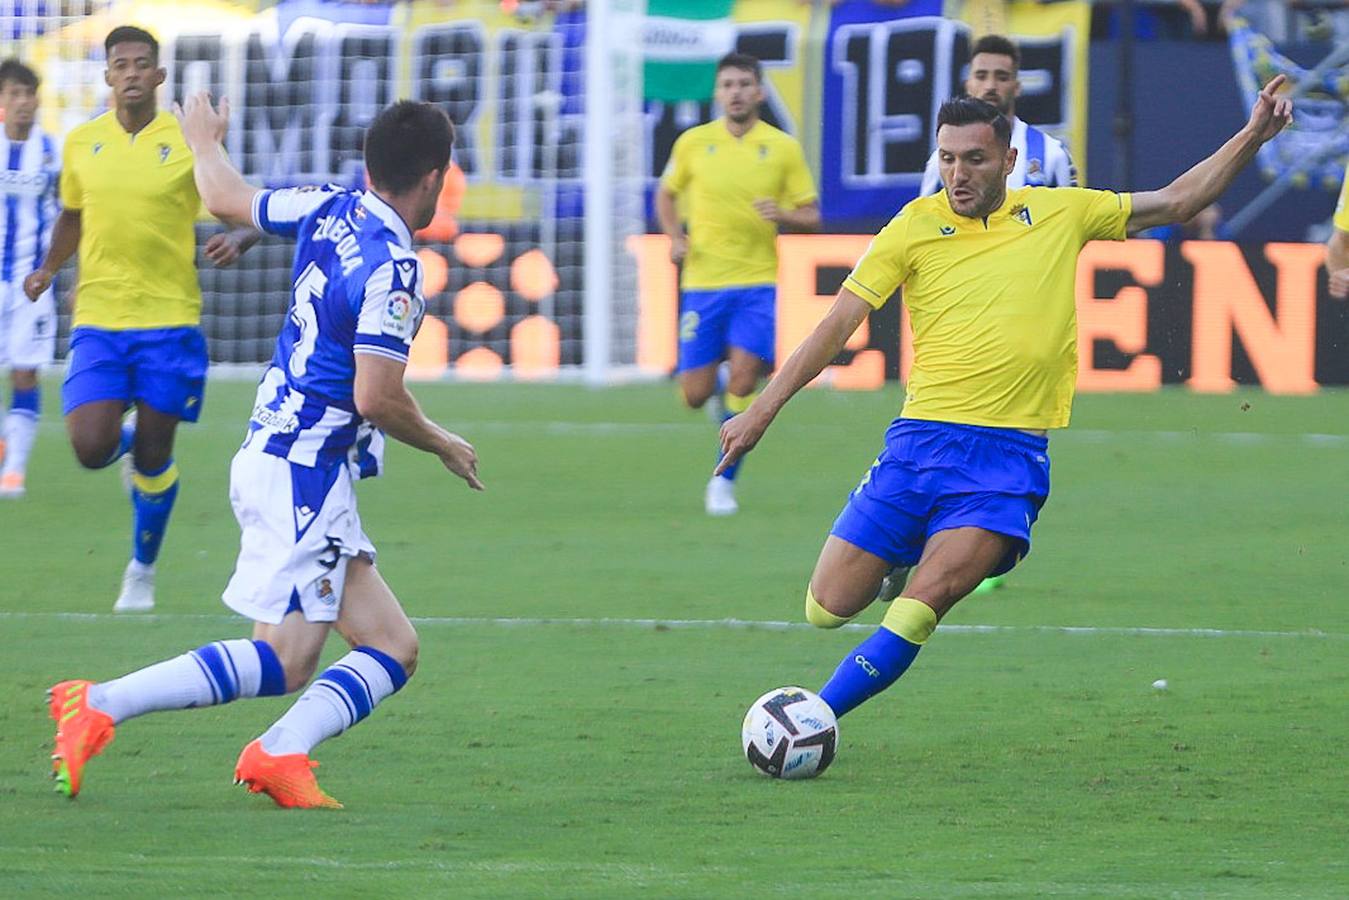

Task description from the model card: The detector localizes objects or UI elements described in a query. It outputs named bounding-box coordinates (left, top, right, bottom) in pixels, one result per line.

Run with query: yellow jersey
left=1335, top=172, right=1349, bottom=233
left=844, top=186, right=1132, bottom=430
left=60, top=110, right=203, bottom=330
left=661, top=119, right=817, bottom=290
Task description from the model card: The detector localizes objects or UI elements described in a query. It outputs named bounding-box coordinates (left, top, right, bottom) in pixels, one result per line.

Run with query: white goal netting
left=9, top=0, right=647, bottom=381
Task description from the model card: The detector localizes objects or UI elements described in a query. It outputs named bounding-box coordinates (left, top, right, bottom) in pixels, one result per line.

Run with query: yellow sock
left=725, top=391, right=757, bottom=415
left=880, top=597, right=938, bottom=644
left=805, top=586, right=853, bottom=629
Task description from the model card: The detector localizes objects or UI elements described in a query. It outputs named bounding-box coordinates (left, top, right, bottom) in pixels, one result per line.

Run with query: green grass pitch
left=1, top=380, right=1346, bottom=897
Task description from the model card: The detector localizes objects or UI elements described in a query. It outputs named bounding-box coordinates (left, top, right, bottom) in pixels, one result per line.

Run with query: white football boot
left=704, top=475, right=739, bottom=516
left=113, top=559, right=156, bottom=612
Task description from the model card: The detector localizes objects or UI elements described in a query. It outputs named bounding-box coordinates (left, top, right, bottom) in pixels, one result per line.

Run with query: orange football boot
left=48, top=680, right=116, bottom=798
left=234, top=739, right=342, bottom=809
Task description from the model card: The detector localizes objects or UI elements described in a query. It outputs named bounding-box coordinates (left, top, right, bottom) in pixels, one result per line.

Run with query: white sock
left=88, top=639, right=285, bottom=724
left=1, top=409, right=37, bottom=475
left=261, top=647, right=407, bottom=756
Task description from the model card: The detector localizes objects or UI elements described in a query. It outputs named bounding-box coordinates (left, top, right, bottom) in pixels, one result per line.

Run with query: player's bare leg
left=239, top=557, right=416, bottom=810
left=114, top=402, right=185, bottom=612
left=332, top=557, right=420, bottom=676
left=64, top=398, right=126, bottom=469
left=678, top=360, right=720, bottom=410
left=810, top=527, right=1011, bottom=717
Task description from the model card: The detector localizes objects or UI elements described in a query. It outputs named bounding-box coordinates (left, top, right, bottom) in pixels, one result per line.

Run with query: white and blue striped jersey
left=244, top=186, right=426, bottom=477
left=0, top=125, right=60, bottom=285
left=919, top=117, right=1077, bottom=196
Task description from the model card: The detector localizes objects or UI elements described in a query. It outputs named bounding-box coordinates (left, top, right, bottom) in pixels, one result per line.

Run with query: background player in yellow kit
left=23, top=26, right=256, bottom=611
left=656, top=52, right=819, bottom=516
left=1327, top=165, right=1349, bottom=299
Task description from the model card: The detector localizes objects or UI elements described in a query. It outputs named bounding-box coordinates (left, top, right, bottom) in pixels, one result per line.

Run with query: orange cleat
left=0, top=471, right=24, bottom=499
left=234, top=739, right=343, bottom=810
left=48, top=680, right=116, bottom=798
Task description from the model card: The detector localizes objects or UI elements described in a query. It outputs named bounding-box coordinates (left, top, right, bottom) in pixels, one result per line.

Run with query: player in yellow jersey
left=718, top=80, right=1293, bottom=720
left=1327, top=167, right=1349, bottom=299
left=656, top=53, right=819, bottom=516
left=23, top=26, right=256, bottom=612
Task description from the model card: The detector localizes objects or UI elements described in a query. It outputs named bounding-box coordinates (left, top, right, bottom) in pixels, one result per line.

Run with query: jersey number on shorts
left=288, top=261, right=329, bottom=378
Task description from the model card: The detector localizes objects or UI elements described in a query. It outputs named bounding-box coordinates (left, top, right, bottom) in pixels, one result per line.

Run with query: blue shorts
left=830, top=419, right=1051, bottom=576
left=63, top=326, right=208, bottom=422
left=677, top=285, right=776, bottom=372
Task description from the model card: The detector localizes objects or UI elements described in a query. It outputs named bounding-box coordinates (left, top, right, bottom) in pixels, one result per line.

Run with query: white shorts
left=0, top=279, right=55, bottom=370
left=221, top=447, right=376, bottom=625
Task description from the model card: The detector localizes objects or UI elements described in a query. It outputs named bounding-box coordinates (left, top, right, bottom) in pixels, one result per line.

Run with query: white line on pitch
left=0, top=610, right=1342, bottom=640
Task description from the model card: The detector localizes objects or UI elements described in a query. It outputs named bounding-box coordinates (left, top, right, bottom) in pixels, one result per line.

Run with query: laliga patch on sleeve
left=381, top=290, right=416, bottom=339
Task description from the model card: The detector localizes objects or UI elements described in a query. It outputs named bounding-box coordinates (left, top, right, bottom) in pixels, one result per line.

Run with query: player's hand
left=1330, top=268, right=1349, bottom=300
left=173, top=91, right=231, bottom=151
left=752, top=199, right=785, bottom=223
left=204, top=232, right=245, bottom=268
left=1247, top=73, right=1294, bottom=143
left=715, top=408, right=770, bottom=476
left=23, top=268, right=53, bottom=301
left=669, top=234, right=688, bottom=264
left=439, top=432, right=485, bottom=491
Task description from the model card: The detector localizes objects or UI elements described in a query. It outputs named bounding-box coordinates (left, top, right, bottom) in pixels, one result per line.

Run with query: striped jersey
left=0, top=125, right=59, bottom=284
left=244, top=185, right=426, bottom=477
left=920, top=117, right=1077, bottom=196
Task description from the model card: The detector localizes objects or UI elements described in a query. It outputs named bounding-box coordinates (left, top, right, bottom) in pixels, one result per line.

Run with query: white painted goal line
left=0, top=610, right=1342, bottom=640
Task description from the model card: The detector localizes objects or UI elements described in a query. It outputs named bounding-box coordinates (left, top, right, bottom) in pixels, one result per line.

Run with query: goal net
left=15, top=0, right=649, bottom=382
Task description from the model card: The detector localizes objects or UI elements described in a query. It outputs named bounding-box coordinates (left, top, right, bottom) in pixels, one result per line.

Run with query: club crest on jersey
left=317, top=578, right=335, bottom=604
left=1026, top=159, right=1042, bottom=176
left=1009, top=204, right=1033, bottom=227
left=158, top=143, right=171, bottom=163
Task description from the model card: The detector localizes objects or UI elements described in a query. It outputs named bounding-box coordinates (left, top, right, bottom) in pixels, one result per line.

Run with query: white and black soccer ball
left=741, top=686, right=838, bottom=780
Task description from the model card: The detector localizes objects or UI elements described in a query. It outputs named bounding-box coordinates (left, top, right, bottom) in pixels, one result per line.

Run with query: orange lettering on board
left=1074, top=240, right=1163, bottom=392
left=1184, top=241, right=1319, bottom=395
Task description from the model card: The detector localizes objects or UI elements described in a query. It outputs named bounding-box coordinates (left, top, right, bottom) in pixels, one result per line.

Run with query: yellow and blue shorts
left=676, top=284, right=776, bottom=372
left=830, top=419, right=1051, bottom=576
left=62, top=326, right=208, bottom=422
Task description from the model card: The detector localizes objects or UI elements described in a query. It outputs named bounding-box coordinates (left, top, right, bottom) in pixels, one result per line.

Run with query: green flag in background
left=643, top=0, right=736, bottom=102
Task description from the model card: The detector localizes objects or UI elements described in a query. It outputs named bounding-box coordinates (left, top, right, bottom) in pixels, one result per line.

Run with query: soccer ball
left=741, top=686, right=839, bottom=780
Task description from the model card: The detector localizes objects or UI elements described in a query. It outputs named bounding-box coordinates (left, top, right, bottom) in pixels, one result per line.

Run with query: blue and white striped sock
left=260, top=647, right=408, bottom=756
left=88, top=639, right=286, bottom=725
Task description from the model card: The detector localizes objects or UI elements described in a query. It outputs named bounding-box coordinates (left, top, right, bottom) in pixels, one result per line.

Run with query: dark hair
left=971, top=34, right=1020, bottom=70
left=0, top=58, right=38, bottom=91
left=937, top=96, right=1012, bottom=148
left=715, top=52, right=762, bottom=83
left=105, top=25, right=159, bottom=62
left=363, top=101, right=455, bottom=194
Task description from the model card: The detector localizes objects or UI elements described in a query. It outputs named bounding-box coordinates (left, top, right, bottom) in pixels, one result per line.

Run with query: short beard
left=950, top=183, right=1006, bottom=219
left=725, top=107, right=755, bottom=125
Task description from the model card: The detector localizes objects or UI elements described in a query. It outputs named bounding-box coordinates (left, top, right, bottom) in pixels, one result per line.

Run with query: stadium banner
left=29, top=0, right=1092, bottom=378
left=633, top=235, right=1343, bottom=394
left=33, top=0, right=1089, bottom=229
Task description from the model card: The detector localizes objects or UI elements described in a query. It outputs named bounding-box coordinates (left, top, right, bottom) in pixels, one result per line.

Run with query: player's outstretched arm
left=353, top=353, right=484, bottom=491
left=1128, top=73, right=1293, bottom=233
left=174, top=92, right=259, bottom=229
left=1328, top=227, right=1349, bottom=299
left=716, top=287, right=871, bottom=475
left=24, top=209, right=80, bottom=301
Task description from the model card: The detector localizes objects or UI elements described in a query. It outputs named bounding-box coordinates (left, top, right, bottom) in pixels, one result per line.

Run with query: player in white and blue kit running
left=0, top=60, right=59, bottom=498
left=919, top=35, right=1076, bottom=198
left=46, top=98, right=483, bottom=809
